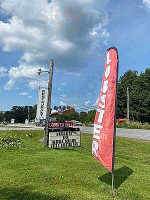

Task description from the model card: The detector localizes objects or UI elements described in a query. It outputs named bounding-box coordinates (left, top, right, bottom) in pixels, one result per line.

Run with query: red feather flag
left=92, top=47, right=119, bottom=173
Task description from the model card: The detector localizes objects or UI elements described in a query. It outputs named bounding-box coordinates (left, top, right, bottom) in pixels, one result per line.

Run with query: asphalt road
left=80, top=127, right=150, bottom=141
left=0, top=125, right=150, bottom=141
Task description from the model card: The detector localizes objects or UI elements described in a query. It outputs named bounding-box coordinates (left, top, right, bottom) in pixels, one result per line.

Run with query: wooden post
left=127, top=87, right=129, bottom=122
left=44, top=60, right=54, bottom=147
left=28, top=106, right=30, bottom=122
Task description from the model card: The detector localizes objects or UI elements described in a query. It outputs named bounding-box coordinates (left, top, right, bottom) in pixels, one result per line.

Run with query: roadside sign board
left=48, top=127, right=80, bottom=148
left=36, top=88, right=48, bottom=120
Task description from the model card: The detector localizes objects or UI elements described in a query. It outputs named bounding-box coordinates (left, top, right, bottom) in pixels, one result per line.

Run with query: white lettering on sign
left=98, top=95, right=106, bottom=109
left=49, top=122, right=73, bottom=128
left=36, top=88, right=48, bottom=120
left=107, top=51, right=111, bottom=64
left=98, top=110, right=105, bottom=124
left=40, top=90, right=46, bottom=117
left=105, top=65, right=110, bottom=78
left=93, top=124, right=103, bottom=136
left=92, top=140, right=99, bottom=157
left=93, top=51, right=111, bottom=158
left=49, top=129, right=80, bottom=149
left=101, top=80, right=108, bottom=93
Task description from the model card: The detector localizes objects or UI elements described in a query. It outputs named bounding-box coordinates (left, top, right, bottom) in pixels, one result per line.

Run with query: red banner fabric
left=92, top=47, right=119, bottom=173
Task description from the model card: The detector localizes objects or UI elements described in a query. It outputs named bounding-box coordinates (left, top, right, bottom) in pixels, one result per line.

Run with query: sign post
left=45, top=60, right=54, bottom=147
left=37, top=60, right=54, bottom=147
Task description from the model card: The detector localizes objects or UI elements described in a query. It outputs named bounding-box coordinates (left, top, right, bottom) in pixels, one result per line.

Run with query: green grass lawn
left=0, top=130, right=150, bottom=200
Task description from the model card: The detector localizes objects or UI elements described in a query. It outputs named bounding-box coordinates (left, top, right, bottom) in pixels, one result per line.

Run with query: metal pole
left=112, top=173, right=114, bottom=191
left=44, top=60, right=54, bottom=147
left=111, top=47, right=119, bottom=192
left=127, top=87, right=129, bottom=122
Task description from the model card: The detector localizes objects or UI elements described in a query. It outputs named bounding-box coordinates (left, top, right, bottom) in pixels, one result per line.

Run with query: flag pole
left=111, top=46, right=119, bottom=191
left=112, top=173, right=114, bottom=190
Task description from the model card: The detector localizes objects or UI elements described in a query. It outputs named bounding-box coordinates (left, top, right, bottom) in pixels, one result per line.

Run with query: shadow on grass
left=0, top=186, right=70, bottom=200
left=98, top=166, right=133, bottom=189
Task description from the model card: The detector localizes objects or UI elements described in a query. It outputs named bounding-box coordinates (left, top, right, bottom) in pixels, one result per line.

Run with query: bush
left=0, top=135, right=22, bottom=149
left=117, top=121, right=150, bottom=129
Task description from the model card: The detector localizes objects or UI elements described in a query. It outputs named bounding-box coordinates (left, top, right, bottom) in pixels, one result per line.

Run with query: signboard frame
left=48, top=127, right=81, bottom=149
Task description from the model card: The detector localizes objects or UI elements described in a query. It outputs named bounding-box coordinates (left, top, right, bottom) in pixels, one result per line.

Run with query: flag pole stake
left=112, top=173, right=114, bottom=191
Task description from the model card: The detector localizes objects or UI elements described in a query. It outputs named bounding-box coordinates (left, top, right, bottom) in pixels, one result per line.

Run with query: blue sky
left=0, top=0, right=150, bottom=111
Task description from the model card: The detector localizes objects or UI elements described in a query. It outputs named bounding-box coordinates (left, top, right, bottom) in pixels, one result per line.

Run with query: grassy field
left=0, top=130, right=150, bottom=200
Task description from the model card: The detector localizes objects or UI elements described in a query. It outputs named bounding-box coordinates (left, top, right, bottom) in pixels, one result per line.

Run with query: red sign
left=49, top=121, right=73, bottom=129
left=92, top=47, right=119, bottom=173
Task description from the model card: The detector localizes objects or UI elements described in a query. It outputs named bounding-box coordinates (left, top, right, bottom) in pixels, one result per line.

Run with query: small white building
left=11, top=118, right=15, bottom=124
left=25, top=119, right=29, bottom=125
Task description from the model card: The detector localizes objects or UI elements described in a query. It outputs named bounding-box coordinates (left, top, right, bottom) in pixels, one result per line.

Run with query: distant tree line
left=0, top=105, right=96, bottom=125
left=55, top=108, right=96, bottom=125
left=1, top=68, right=150, bottom=124
left=0, top=105, right=37, bottom=123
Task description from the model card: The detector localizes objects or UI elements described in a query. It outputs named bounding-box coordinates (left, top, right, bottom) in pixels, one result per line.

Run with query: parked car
left=2, top=121, right=8, bottom=125
left=71, top=120, right=82, bottom=126
left=75, top=122, right=82, bottom=126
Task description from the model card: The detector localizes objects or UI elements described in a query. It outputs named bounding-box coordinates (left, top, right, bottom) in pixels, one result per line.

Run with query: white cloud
left=28, top=96, right=33, bottom=99
left=8, top=65, right=42, bottom=79
left=72, top=104, right=78, bottom=108
left=65, top=72, right=82, bottom=76
left=60, top=100, right=66, bottom=106
left=93, top=98, right=98, bottom=106
left=84, top=100, right=90, bottom=105
left=4, top=64, right=47, bottom=90
left=143, top=0, right=150, bottom=11
left=19, top=92, right=28, bottom=96
left=28, top=80, right=47, bottom=90
left=4, top=79, right=15, bottom=90
left=61, top=94, right=67, bottom=98
left=61, top=82, right=67, bottom=86
left=57, top=88, right=62, bottom=91
left=0, top=67, right=7, bottom=77
left=0, top=0, right=110, bottom=90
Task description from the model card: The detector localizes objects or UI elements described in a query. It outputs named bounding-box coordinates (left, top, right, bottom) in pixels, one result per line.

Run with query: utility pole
left=37, top=60, right=54, bottom=147
left=127, top=87, right=129, bottom=122
left=28, top=106, right=30, bottom=122
left=45, top=60, right=54, bottom=147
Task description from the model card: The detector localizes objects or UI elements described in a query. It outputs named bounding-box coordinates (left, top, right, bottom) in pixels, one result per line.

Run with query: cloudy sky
left=0, top=0, right=150, bottom=111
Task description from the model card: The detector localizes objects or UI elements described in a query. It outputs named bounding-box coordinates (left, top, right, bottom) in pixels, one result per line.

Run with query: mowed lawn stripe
left=0, top=130, right=150, bottom=200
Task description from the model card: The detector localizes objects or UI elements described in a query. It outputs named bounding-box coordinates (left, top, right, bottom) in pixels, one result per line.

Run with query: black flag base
left=98, top=166, right=133, bottom=189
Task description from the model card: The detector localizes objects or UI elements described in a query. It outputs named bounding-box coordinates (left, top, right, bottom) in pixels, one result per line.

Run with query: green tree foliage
left=56, top=108, right=79, bottom=122
left=117, top=70, right=138, bottom=119
left=117, top=68, right=150, bottom=123
left=78, top=112, right=87, bottom=124
left=55, top=109, right=96, bottom=125
left=0, top=105, right=37, bottom=123
left=85, top=110, right=96, bottom=125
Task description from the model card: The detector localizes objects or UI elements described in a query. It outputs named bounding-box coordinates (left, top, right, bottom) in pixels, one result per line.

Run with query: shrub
left=0, top=135, right=22, bottom=149
left=117, top=121, right=150, bottom=129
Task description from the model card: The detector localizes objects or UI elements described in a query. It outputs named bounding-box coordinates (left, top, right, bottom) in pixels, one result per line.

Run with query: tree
left=117, top=70, right=138, bottom=119
left=1, top=105, right=37, bottom=123
left=56, top=108, right=79, bottom=122
left=85, top=110, right=96, bottom=124
left=117, top=68, right=150, bottom=123
left=78, top=112, right=87, bottom=124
